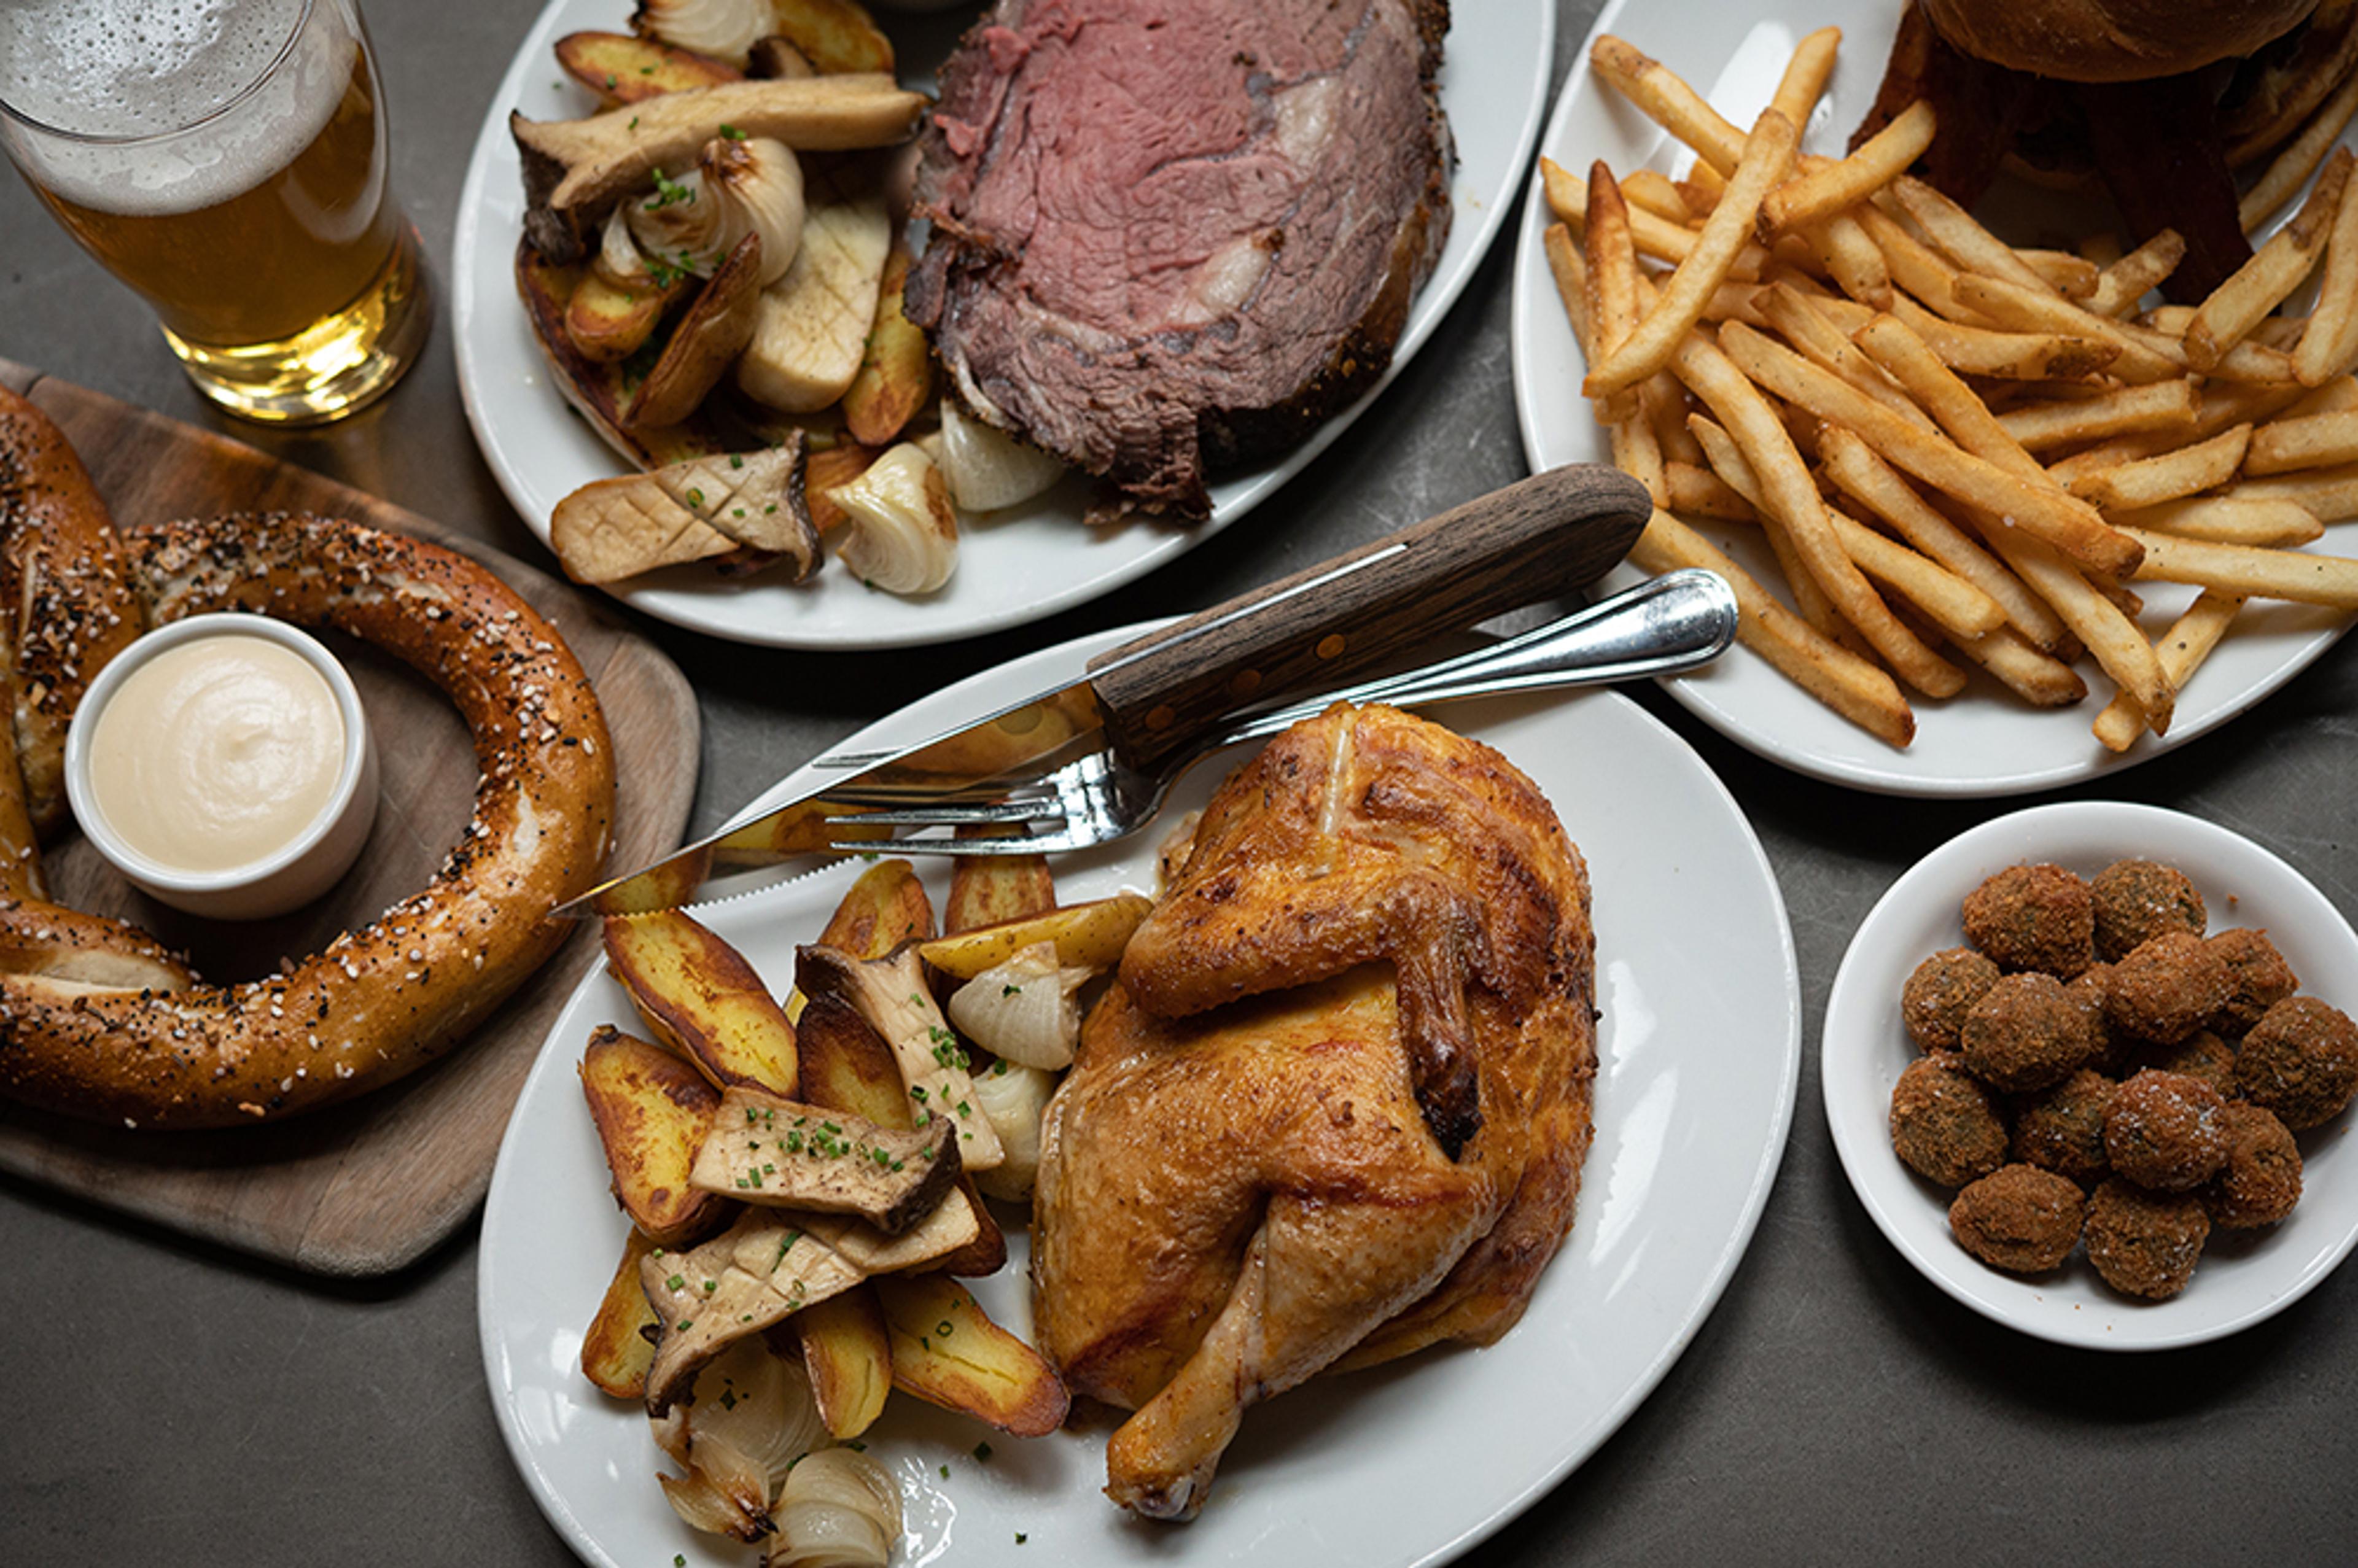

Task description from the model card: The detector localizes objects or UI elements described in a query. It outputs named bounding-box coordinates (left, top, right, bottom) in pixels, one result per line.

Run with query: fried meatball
left=2106, top=931, right=2232, bottom=1046
left=1950, top=1164, right=2084, bottom=1272
left=1904, top=947, right=2001, bottom=1054
left=1962, top=863, right=2095, bottom=978
left=2011, top=1069, right=2115, bottom=1187
left=2104, top=1069, right=2232, bottom=1192
left=2068, top=963, right=2134, bottom=1076
left=2208, top=928, right=2299, bottom=1034
left=2137, top=1029, right=2238, bottom=1100
left=2085, top=1177, right=2210, bottom=1301
left=1891, top=1054, right=2010, bottom=1187
left=2202, top=1104, right=2302, bottom=1230
left=2090, top=859, right=2206, bottom=963
left=1961, top=972, right=2096, bottom=1093
left=2236, top=996, right=2358, bottom=1131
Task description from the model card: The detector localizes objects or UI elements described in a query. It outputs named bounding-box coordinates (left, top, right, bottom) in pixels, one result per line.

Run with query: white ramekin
left=64, top=615, right=379, bottom=920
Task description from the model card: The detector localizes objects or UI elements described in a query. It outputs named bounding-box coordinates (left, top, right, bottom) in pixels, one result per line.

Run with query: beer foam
left=0, top=0, right=348, bottom=215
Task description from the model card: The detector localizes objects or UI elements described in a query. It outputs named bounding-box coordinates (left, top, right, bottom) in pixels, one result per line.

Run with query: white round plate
left=1823, top=801, right=2358, bottom=1351
left=453, top=0, right=1554, bottom=649
left=1509, top=0, right=2358, bottom=796
left=480, top=622, right=1802, bottom=1567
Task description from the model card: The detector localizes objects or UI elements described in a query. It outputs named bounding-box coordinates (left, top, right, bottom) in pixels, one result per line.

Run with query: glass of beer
left=0, top=0, right=427, bottom=425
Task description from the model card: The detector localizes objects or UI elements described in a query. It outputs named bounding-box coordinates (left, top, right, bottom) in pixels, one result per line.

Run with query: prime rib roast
left=904, top=0, right=1455, bottom=522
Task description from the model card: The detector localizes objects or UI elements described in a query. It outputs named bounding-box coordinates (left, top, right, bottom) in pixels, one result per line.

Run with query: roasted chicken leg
left=1033, top=704, right=1595, bottom=1520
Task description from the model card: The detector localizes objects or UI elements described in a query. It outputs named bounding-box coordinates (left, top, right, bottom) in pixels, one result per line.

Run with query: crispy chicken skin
left=1033, top=704, right=1595, bottom=1521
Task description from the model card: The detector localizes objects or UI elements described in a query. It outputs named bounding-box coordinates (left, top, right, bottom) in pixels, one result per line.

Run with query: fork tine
left=834, top=798, right=1067, bottom=829
left=827, top=829, right=1088, bottom=856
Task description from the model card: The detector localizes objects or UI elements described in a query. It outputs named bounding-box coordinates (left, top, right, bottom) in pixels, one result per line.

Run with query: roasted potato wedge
left=770, top=0, right=896, bottom=75
left=919, top=893, right=1154, bottom=980
left=817, top=858, right=936, bottom=957
left=564, top=267, right=689, bottom=362
left=876, top=1273, right=1069, bottom=1437
left=629, top=232, right=767, bottom=429
left=582, top=1226, right=664, bottom=1398
left=516, top=238, right=728, bottom=470
left=945, top=850, right=1057, bottom=935
left=841, top=243, right=932, bottom=446
left=578, top=1025, right=730, bottom=1248
left=604, top=911, right=798, bottom=1096
left=794, top=1284, right=893, bottom=1440
left=556, top=31, right=741, bottom=106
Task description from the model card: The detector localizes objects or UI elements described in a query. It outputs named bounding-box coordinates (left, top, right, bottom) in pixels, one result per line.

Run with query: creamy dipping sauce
left=87, top=632, right=346, bottom=874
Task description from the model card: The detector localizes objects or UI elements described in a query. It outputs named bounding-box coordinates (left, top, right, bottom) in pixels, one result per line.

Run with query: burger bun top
left=1921, top=0, right=2321, bottom=82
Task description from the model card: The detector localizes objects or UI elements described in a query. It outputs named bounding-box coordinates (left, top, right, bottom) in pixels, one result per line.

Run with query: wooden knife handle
left=1086, top=464, right=1652, bottom=766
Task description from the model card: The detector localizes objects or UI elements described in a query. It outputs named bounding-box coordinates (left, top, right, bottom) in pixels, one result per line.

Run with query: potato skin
left=580, top=1025, right=729, bottom=1247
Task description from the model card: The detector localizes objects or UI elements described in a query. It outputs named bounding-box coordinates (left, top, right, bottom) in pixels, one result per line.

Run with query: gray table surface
left=5, top=2, right=2357, bottom=1563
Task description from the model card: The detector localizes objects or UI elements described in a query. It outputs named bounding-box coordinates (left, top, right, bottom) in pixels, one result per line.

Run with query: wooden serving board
left=0, top=360, right=699, bottom=1276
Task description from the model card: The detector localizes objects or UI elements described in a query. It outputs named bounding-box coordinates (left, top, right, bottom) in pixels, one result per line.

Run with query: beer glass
left=0, top=0, right=427, bottom=425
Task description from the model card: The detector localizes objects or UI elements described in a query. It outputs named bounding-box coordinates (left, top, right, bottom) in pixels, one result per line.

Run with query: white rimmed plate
left=1823, top=800, right=2358, bottom=1351
left=1509, top=0, right=2358, bottom=796
left=480, top=619, right=1802, bottom=1567
left=452, top=0, right=1553, bottom=649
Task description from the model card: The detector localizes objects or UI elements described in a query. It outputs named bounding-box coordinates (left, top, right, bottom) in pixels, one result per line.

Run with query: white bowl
left=1823, top=801, right=2358, bottom=1351
left=64, top=616, right=379, bottom=920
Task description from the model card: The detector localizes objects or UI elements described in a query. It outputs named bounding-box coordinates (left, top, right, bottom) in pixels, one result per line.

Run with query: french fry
left=1949, top=274, right=2182, bottom=382
left=1671, top=329, right=1963, bottom=694
left=1969, top=514, right=2175, bottom=731
left=1995, top=378, right=2200, bottom=453
left=2017, top=249, right=2102, bottom=300
left=1764, top=101, right=1936, bottom=235
left=2292, top=171, right=2358, bottom=384
left=1852, top=312, right=2050, bottom=482
left=2227, top=462, right=2358, bottom=521
left=1648, top=372, right=1708, bottom=464
left=2245, top=408, right=2358, bottom=474
left=1686, top=416, right=1892, bottom=650
left=1889, top=295, right=2119, bottom=381
left=1940, top=623, right=2089, bottom=707
left=1586, top=107, right=1799, bottom=397
left=1756, top=284, right=1939, bottom=433
left=2087, top=230, right=2187, bottom=317
left=1628, top=510, right=1915, bottom=745
left=2068, top=424, right=2252, bottom=511
left=1819, top=425, right=2071, bottom=649
left=2185, top=149, right=2351, bottom=371
left=1809, top=209, right=1896, bottom=308
left=1544, top=223, right=1590, bottom=355
left=2115, top=528, right=2358, bottom=608
left=2092, top=592, right=2244, bottom=751
left=1719, top=322, right=2141, bottom=578
left=1667, top=458, right=1757, bottom=519
left=1622, top=168, right=1692, bottom=223
left=1770, top=25, right=1842, bottom=126
left=2118, top=497, right=2325, bottom=548
left=1585, top=161, right=1646, bottom=425
left=1854, top=202, right=1991, bottom=324
left=1546, top=157, right=1768, bottom=278
left=2239, top=66, right=2358, bottom=232
left=1589, top=36, right=1745, bottom=173
left=2285, top=376, right=2358, bottom=418
left=1825, top=503, right=2009, bottom=638
left=1891, top=176, right=2057, bottom=295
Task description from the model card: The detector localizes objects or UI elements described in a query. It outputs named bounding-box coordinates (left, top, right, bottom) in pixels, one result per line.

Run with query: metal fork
left=826, top=568, right=1738, bottom=856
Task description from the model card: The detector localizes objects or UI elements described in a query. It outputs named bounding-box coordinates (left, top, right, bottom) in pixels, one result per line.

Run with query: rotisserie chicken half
left=1032, top=703, right=1597, bottom=1520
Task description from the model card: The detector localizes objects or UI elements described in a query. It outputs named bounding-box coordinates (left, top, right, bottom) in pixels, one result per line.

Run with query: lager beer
left=0, top=0, right=426, bottom=424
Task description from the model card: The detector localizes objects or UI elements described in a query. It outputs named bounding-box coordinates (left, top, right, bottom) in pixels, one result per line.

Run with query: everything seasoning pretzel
left=0, top=387, right=617, bottom=1127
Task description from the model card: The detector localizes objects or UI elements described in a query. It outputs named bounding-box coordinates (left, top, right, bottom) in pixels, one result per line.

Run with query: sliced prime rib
left=904, top=0, right=1453, bottom=522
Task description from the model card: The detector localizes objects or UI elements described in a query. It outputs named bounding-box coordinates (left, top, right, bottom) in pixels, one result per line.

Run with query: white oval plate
left=480, top=621, right=1802, bottom=1567
left=453, top=0, right=1554, bottom=649
left=1509, top=0, right=2357, bottom=796
left=1823, top=800, right=2358, bottom=1351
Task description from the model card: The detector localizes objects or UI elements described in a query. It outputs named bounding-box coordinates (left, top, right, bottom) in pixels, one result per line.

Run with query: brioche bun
left=1921, top=0, right=2320, bottom=82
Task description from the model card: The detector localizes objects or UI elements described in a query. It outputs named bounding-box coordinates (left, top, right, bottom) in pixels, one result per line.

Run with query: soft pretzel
left=0, top=395, right=618, bottom=1127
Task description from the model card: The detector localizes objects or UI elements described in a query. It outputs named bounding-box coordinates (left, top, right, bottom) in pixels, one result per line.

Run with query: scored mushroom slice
left=512, top=74, right=924, bottom=261
left=690, top=1085, right=962, bottom=1233
left=795, top=942, right=1006, bottom=1171
left=550, top=435, right=817, bottom=584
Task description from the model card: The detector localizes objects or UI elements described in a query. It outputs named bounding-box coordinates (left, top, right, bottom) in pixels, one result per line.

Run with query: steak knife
left=553, top=464, right=1652, bottom=918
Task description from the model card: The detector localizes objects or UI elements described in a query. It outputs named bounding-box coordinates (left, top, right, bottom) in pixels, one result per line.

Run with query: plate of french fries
left=451, top=0, right=1558, bottom=651
left=1511, top=0, right=2358, bottom=794
left=478, top=623, right=1804, bottom=1567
